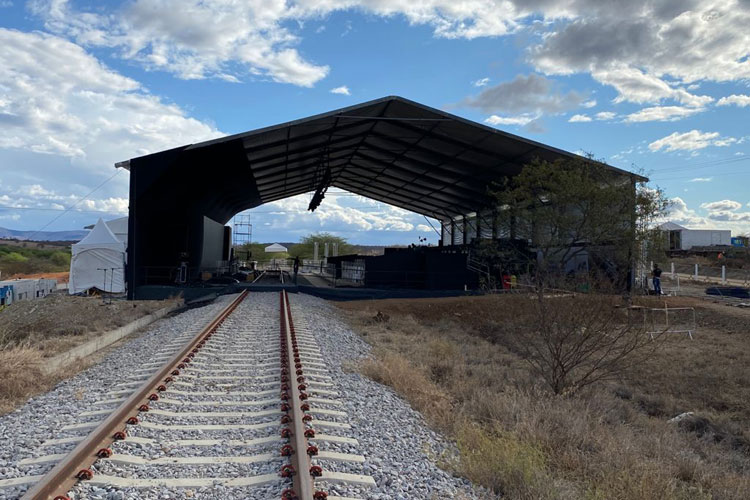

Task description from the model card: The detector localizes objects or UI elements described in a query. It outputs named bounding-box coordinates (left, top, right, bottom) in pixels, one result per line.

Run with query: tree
left=487, top=156, right=670, bottom=394
left=491, top=156, right=668, bottom=291
left=288, top=233, right=352, bottom=260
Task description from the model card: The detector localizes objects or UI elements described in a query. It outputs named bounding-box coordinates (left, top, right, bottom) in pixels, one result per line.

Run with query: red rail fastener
left=298, top=384, right=307, bottom=391
left=75, top=469, right=94, bottom=480
left=313, top=492, right=329, bottom=500
left=281, top=488, right=299, bottom=499
left=156, top=385, right=167, bottom=392
left=126, top=417, right=139, bottom=425
left=164, top=377, right=173, bottom=383
left=297, top=376, right=305, bottom=383
left=171, top=369, right=180, bottom=376
left=309, top=465, right=323, bottom=477
left=113, top=431, right=127, bottom=440
left=280, top=428, right=292, bottom=438
left=280, top=415, right=291, bottom=424
left=304, top=429, right=316, bottom=438
left=138, top=404, right=150, bottom=412
left=280, top=464, right=296, bottom=477
left=300, top=403, right=310, bottom=411
left=53, top=496, right=71, bottom=500
left=306, top=445, right=319, bottom=456
left=302, top=414, right=313, bottom=423
left=280, top=403, right=290, bottom=412
left=178, top=363, right=186, bottom=369
left=299, top=392, right=308, bottom=401
left=96, top=448, right=112, bottom=458
left=148, top=393, right=159, bottom=401
left=280, top=444, right=294, bottom=456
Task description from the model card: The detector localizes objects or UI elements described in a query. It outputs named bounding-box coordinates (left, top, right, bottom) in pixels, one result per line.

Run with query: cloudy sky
left=1, top=0, right=749, bottom=244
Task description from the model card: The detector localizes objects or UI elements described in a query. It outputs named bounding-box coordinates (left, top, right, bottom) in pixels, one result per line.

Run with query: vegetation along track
left=3, top=291, right=375, bottom=499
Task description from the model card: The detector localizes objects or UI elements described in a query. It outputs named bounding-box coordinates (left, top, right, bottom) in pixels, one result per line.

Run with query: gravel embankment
left=291, top=293, right=483, bottom=500
left=0, top=291, right=485, bottom=499
left=0, top=295, right=233, bottom=499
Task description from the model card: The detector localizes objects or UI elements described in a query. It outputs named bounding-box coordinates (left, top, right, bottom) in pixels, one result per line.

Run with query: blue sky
left=1, top=0, right=749, bottom=244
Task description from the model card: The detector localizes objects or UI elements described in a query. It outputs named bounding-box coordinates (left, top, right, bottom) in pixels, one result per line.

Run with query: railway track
left=6, top=291, right=375, bottom=500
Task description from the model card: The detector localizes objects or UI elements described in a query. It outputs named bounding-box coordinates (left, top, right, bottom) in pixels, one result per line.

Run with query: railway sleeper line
left=3, top=290, right=375, bottom=500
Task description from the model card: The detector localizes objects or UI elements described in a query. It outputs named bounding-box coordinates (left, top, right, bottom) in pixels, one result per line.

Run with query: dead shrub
left=505, top=294, right=664, bottom=395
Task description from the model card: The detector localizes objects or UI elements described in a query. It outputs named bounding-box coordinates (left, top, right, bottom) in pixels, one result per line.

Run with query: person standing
left=293, top=256, right=300, bottom=285
left=652, top=264, right=663, bottom=295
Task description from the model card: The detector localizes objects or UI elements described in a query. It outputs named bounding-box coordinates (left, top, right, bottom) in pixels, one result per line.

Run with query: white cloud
left=529, top=3, right=748, bottom=106
left=29, top=0, right=330, bottom=86
left=330, top=85, right=351, bottom=95
left=484, top=114, right=535, bottom=126
left=701, top=200, right=742, bottom=212
left=689, top=177, right=712, bottom=182
left=717, top=94, right=750, bottom=107
left=0, top=1, right=13, bottom=7
left=568, top=114, right=591, bottom=122
left=254, top=192, right=432, bottom=234
left=624, top=106, right=705, bottom=123
left=27, top=0, right=750, bottom=102
left=0, top=183, right=129, bottom=216
left=667, top=197, right=750, bottom=234
left=665, top=197, right=709, bottom=228
left=582, top=99, right=596, bottom=108
left=0, top=28, right=221, bottom=170
left=595, top=111, right=616, bottom=120
left=473, top=77, right=490, bottom=87
left=648, top=130, right=736, bottom=152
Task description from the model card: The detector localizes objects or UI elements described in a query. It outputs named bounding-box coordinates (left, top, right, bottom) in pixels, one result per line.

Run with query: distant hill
left=0, top=226, right=87, bottom=242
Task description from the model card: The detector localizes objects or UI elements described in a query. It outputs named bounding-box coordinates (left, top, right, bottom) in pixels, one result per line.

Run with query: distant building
left=658, top=222, right=732, bottom=250
left=0, top=278, right=56, bottom=303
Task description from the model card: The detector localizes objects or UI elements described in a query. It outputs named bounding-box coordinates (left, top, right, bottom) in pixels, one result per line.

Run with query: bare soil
left=337, top=294, right=750, bottom=500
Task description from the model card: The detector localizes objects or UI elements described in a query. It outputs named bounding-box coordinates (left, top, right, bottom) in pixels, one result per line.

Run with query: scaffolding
left=232, top=214, right=253, bottom=264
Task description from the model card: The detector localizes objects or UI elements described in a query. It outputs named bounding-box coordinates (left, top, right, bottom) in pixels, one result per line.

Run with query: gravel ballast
left=0, top=291, right=486, bottom=499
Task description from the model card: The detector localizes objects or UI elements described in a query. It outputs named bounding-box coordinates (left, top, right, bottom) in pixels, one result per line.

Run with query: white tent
left=264, top=243, right=288, bottom=253
left=69, top=218, right=126, bottom=294
left=105, top=217, right=128, bottom=246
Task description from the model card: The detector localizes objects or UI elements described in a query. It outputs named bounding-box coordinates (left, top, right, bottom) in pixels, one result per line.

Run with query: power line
left=23, top=169, right=123, bottom=240
left=0, top=205, right=125, bottom=214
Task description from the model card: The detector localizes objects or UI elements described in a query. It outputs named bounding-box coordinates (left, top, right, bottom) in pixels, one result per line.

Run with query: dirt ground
left=6, top=270, right=69, bottom=282
left=0, top=293, right=179, bottom=414
left=337, top=293, right=750, bottom=500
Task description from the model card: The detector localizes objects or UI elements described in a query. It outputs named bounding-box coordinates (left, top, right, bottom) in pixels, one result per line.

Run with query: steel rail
left=22, top=291, right=249, bottom=500
left=280, top=290, right=317, bottom=500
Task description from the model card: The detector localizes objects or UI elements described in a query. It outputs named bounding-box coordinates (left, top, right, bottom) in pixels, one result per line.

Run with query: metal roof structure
left=120, top=95, right=644, bottom=224
left=120, top=96, right=645, bottom=298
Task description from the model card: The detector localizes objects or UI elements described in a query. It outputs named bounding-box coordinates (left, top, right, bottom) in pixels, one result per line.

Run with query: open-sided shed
left=117, top=96, right=643, bottom=298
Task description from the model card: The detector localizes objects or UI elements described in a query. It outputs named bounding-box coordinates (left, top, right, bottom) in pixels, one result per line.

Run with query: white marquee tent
left=264, top=243, right=288, bottom=253
left=69, top=218, right=126, bottom=294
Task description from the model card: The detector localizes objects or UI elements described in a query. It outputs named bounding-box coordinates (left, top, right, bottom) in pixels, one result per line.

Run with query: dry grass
left=0, top=294, right=179, bottom=414
left=337, top=294, right=750, bottom=499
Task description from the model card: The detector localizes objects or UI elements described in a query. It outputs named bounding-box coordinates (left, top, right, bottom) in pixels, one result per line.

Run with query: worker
left=652, top=264, right=662, bottom=295
left=293, top=256, right=300, bottom=285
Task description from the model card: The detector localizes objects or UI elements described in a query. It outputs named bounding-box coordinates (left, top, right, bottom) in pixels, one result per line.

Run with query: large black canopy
left=121, top=95, right=643, bottom=223
left=120, top=96, right=644, bottom=296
